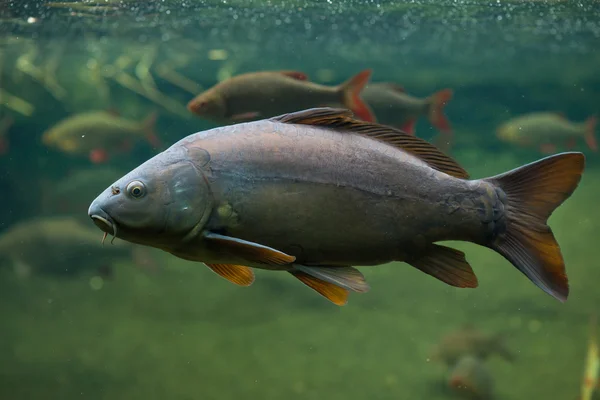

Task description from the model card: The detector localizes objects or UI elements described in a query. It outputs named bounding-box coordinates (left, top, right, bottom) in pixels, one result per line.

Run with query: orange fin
left=484, top=152, right=585, bottom=302
left=231, top=111, right=261, bottom=121
left=203, top=232, right=296, bottom=266
left=141, top=111, right=162, bottom=150
left=428, top=89, right=453, bottom=133
left=272, top=108, right=469, bottom=178
left=280, top=70, right=308, bottom=81
left=292, top=264, right=370, bottom=293
left=205, top=263, right=255, bottom=286
left=584, top=115, right=597, bottom=152
left=408, top=244, right=478, bottom=288
left=339, top=69, right=376, bottom=122
left=289, top=270, right=349, bottom=306
left=89, top=148, right=109, bottom=164
left=400, top=119, right=416, bottom=135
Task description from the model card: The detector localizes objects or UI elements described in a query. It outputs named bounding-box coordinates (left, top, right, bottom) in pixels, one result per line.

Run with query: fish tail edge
left=339, top=69, right=376, bottom=123
left=427, top=88, right=453, bottom=134
left=484, top=152, right=585, bottom=303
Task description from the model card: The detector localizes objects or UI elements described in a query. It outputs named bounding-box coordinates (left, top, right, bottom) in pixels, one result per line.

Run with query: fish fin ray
left=292, top=264, right=370, bottom=293
left=408, top=244, right=478, bottom=288
left=484, top=152, right=585, bottom=302
left=271, top=107, right=469, bottom=178
left=289, top=270, right=349, bottom=305
left=204, top=263, right=255, bottom=286
left=203, top=232, right=296, bottom=265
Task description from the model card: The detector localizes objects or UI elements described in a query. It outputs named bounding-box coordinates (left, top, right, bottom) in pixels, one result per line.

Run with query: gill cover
left=162, top=144, right=214, bottom=239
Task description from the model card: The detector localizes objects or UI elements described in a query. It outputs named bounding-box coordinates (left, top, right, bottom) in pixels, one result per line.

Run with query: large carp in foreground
left=88, top=108, right=585, bottom=306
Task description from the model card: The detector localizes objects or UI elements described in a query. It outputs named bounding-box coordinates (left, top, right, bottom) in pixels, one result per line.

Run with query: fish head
left=88, top=146, right=214, bottom=249
left=187, top=91, right=226, bottom=121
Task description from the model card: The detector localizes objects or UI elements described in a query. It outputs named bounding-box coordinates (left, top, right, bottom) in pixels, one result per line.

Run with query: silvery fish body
left=88, top=108, right=584, bottom=305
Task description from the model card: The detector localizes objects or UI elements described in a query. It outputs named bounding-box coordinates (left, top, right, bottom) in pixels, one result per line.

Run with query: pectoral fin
left=292, top=264, right=370, bottom=293
left=289, top=270, right=349, bottom=306
left=203, top=232, right=296, bottom=266
left=408, top=244, right=478, bottom=288
left=205, top=263, right=255, bottom=286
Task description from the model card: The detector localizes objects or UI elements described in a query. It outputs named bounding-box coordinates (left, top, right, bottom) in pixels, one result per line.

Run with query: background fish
left=497, top=111, right=597, bottom=154
left=362, top=82, right=453, bottom=136
left=186, top=70, right=375, bottom=123
left=39, top=166, right=126, bottom=220
left=447, top=355, right=494, bottom=399
left=88, top=108, right=585, bottom=306
left=42, top=109, right=162, bottom=163
left=431, top=324, right=514, bottom=367
left=0, top=216, right=131, bottom=278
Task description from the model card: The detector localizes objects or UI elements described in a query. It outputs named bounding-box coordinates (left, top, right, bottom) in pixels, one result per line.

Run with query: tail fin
left=484, top=152, right=585, bottom=302
left=338, top=69, right=376, bottom=123
left=427, top=89, right=453, bottom=134
left=141, top=111, right=162, bottom=150
left=584, top=115, right=597, bottom=152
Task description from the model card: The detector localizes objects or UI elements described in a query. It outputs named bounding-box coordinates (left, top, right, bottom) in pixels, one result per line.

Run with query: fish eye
left=126, top=181, right=146, bottom=199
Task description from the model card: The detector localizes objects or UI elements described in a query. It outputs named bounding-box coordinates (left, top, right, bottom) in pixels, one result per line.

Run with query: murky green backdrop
left=1, top=1, right=599, bottom=399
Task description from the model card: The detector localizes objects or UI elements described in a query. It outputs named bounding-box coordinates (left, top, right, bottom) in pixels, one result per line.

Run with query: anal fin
left=290, top=271, right=349, bottom=306
left=205, top=263, right=255, bottom=286
left=292, top=264, right=370, bottom=293
left=408, top=244, right=478, bottom=288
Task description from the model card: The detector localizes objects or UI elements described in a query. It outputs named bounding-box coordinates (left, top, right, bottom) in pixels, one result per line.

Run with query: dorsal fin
left=271, top=108, right=469, bottom=179
left=280, top=71, right=308, bottom=81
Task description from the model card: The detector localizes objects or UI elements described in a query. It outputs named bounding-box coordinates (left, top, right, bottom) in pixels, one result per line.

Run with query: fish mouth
left=90, top=210, right=118, bottom=245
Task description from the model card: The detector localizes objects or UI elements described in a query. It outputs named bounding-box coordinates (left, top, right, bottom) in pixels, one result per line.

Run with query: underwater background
left=1, top=0, right=600, bottom=399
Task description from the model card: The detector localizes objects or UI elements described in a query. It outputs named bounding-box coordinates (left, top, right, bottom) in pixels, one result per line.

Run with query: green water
left=1, top=1, right=600, bottom=399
